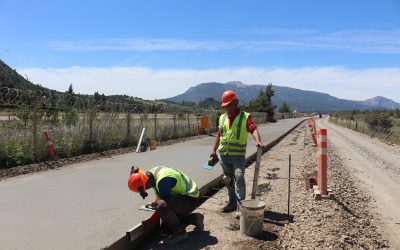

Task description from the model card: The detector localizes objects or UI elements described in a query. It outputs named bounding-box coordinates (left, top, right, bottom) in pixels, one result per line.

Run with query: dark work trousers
left=155, top=195, right=201, bottom=230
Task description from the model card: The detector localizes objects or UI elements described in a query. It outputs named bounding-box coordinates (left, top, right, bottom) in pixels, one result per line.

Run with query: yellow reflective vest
left=218, top=111, right=250, bottom=156
left=149, top=166, right=200, bottom=199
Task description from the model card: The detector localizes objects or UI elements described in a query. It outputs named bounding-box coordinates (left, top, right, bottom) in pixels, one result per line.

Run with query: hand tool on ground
left=138, top=203, right=156, bottom=212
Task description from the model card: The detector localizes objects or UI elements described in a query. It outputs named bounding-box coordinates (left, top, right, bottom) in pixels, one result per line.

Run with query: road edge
left=104, top=118, right=307, bottom=250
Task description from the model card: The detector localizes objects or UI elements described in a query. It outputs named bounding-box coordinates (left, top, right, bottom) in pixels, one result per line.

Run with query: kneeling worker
left=128, top=166, right=204, bottom=244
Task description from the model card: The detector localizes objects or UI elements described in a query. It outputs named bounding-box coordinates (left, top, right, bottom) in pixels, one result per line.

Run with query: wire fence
left=0, top=87, right=304, bottom=168
left=329, top=117, right=400, bottom=145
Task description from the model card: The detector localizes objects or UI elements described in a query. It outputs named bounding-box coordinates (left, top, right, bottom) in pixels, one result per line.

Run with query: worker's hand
left=150, top=200, right=158, bottom=208
left=210, top=150, right=217, bottom=158
left=256, top=142, right=263, bottom=148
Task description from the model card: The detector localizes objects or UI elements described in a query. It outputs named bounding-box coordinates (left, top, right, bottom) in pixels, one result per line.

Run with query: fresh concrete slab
left=0, top=118, right=303, bottom=250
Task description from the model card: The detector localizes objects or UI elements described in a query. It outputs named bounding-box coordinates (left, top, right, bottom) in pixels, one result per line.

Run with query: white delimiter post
left=136, top=127, right=146, bottom=153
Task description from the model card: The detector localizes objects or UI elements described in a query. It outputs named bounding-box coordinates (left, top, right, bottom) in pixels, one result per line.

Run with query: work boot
left=222, top=202, right=237, bottom=213
left=191, top=213, right=204, bottom=232
left=163, top=226, right=188, bottom=245
left=159, top=223, right=172, bottom=237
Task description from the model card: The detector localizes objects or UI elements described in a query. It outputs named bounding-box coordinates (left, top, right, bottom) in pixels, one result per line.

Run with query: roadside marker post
left=308, top=118, right=317, bottom=146
left=313, top=128, right=335, bottom=200
left=317, top=129, right=328, bottom=195
left=44, top=131, right=55, bottom=161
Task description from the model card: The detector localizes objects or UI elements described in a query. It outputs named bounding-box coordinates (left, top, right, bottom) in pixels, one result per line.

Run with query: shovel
left=251, top=147, right=263, bottom=199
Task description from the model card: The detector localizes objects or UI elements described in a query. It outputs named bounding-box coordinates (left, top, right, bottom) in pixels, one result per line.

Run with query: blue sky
left=1, top=0, right=400, bottom=101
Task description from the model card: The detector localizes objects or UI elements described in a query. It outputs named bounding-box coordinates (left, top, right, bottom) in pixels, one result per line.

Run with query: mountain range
left=1, top=59, right=399, bottom=113
left=166, top=81, right=400, bottom=113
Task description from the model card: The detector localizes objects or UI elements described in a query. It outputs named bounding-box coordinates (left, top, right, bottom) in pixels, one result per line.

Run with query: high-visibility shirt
left=149, top=166, right=200, bottom=199
left=218, top=111, right=250, bottom=156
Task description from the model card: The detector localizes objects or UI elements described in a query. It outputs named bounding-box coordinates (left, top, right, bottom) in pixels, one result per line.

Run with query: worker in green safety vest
left=210, top=90, right=263, bottom=217
left=128, top=166, right=204, bottom=244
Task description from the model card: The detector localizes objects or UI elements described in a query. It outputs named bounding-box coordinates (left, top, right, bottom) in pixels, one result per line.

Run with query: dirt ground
left=141, top=121, right=391, bottom=250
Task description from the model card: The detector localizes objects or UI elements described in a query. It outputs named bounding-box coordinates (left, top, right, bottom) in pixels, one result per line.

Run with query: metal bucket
left=239, top=199, right=265, bottom=236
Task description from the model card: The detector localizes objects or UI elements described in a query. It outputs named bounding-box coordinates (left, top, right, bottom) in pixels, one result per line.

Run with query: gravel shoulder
left=320, top=118, right=400, bottom=249
left=141, top=122, right=390, bottom=249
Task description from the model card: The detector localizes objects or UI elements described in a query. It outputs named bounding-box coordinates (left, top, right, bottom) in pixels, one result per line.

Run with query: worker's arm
left=210, top=133, right=220, bottom=157
left=247, top=115, right=262, bottom=148
left=251, top=128, right=262, bottom=148
left=154, top=177, right=177, bottom=201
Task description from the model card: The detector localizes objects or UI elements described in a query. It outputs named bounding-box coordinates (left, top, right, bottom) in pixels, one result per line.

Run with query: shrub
left=364, top=111, right=392, bottom=129
left=0, top=139, right=34, bottom=168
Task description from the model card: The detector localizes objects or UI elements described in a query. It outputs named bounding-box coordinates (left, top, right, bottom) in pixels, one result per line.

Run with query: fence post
left=127, top=112, right=131, bottom=137
left=32, top=96, right=45, bottom=161
left=89, top=110, right=95, bottom=145
left=126, top=112, right=131, bottom=142
left=173, top=113, right=177, bottom=137
left=32, top=108, right=39, bottom=161
left=187, top=114, right=191, bottom=135
left=154, top=113, right=157, bottom=139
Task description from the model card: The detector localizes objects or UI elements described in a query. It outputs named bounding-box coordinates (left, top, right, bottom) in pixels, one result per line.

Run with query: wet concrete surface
left=0, top=118, right=304, bottom=250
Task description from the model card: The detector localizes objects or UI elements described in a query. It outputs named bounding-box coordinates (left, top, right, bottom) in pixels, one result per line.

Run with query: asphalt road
left=0, top=118, right=304, bottom=250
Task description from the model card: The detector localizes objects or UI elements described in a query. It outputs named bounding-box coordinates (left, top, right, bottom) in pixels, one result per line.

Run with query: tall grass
left=0, top=111, right=210, bottom=168
left=329, top=116, right=400, bottom=145
left=0, top=109, right=302, bottom=168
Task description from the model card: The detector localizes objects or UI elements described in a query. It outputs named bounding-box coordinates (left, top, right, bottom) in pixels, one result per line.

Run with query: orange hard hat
left=128, top=168, right=149, bottom=192
left=221, top=90, right=238, bottom=107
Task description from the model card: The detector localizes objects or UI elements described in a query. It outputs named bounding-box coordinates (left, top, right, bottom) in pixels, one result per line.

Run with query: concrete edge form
left=104, top=118, right=306, bottom=250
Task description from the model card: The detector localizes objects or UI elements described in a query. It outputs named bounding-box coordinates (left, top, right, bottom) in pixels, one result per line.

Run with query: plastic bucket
left=239, top=199, right=265, bottom=236
left=149, top=139, right=157, bottom=150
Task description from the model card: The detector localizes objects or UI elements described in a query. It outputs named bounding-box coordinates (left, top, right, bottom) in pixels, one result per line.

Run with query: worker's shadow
left=142, top=230, right=218, bottom=250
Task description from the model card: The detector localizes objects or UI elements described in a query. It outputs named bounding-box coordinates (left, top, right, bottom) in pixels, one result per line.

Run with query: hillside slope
left=166, top=81, right=371, bottom=112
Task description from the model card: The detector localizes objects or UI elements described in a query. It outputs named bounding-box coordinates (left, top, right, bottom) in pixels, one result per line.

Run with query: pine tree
left=250, top=83, right=276, bottom=121
left=279, top=101, right=291, bottom=113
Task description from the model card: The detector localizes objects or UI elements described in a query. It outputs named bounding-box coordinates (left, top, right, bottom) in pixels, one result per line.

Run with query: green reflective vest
left=149, top=166, right=200, bottom=199
left=218, top=111, right=250, bottom=156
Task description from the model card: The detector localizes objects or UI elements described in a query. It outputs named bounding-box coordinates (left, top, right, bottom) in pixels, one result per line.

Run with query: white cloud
left=46, top=29, right=400, bottom=54
left=18, top=66, right=400, bottom=102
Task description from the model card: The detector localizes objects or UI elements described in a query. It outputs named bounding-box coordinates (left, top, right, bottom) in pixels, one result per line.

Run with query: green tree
left=279, top=101, right=291, bottom=113
left=67, top=84, right=74, bottom=95
left=199, top=97, right=220, bottom=108
left=250, top=83, right=276, bottom=121
left=65, top=84, right=76, bottom=108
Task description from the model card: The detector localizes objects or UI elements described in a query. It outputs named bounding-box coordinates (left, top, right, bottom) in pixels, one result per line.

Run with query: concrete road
left=0, top=118, right=304, bottom=250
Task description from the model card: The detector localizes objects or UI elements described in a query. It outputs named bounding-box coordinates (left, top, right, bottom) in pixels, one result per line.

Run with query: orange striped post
left=317, top=129, right=328, bottom=195
left=44, top=131, right=55, bottom=161
left=312, top=118, right=317, bottom=135
left=308, top=119, right=317, bottom=145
